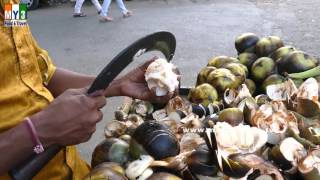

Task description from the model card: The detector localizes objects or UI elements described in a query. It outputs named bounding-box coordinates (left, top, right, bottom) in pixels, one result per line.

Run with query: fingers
left=67, top=87, right=89, bottom=95
left=138, top=56, right=158, bottom=71
left=93, top=110, right=103, bottom=123
left=92, top=96, right=107, bottom=109
left=144, top=87, right=174, bottom=104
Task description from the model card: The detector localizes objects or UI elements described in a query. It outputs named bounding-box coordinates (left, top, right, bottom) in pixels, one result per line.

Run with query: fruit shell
left=84, top=162, right=127, bottom=180
left=187, top=144, right=219, bottom=177
left=91, top=138, right=130, bottom=168
left=218, top=108, right=244, bottom=126
left=131, top=121, right=180, bottom=160
left=245, top=79, right=256, bottom=95
left=262, top=74, right=286, bottom=92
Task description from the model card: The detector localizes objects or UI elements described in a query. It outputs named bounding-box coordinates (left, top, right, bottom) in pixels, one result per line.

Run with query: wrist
left=29, top=112, right=55, bottom=148
left=104, top=78, right=123, bottom=97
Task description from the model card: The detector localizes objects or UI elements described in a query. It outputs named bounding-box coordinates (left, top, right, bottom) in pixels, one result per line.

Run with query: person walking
left=74, top=0, right=102, bottom=17
left=100, top=0, right=132, bottom=22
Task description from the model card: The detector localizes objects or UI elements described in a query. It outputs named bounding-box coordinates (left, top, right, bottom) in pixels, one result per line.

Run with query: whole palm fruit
left=207, top=56, right=239, bottom=68
left=196, top=66, right=217, bottom=85
left=269, top=46, right=296, bottom=62
left=207, top=68, right=237, bottom=94
left=255, top=36, right=284, bottom=57
left=188, top=83, right=218, bottom=106
left=277, top=51, right=318, bottom=74
left=235, top=33, right=260, bottom=54
left=251, top=57, right=276, bottom=82
left=223, top=63, right=248, bottom=88
left=262, top=74, right=286, bottom=92
left=238, top=52, right=258, bottom=70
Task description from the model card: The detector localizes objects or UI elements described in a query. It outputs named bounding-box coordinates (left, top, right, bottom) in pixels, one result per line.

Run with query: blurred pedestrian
left=100, top=0, right=132, bottom=22
left=74, top=0, right=102, bottom=17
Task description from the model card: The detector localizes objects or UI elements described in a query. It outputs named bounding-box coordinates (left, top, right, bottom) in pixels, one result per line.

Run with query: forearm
left=47, top=68, right=123, bottom=97
left=47, top=68, right=95, bottom=97
left=0, top=121, right=36, bottom=174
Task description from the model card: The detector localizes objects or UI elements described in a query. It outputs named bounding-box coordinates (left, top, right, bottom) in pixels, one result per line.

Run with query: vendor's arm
left=47, top=58, right=177, bottom=103
left=0, top=88, right=106, bottom=174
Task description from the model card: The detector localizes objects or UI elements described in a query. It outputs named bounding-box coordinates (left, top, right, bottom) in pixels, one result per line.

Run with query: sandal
left=123, top=11, right=132, bottom=18
left=73, top=12, right=86, bottom=17
left=99, top=16, right=113, bottom=22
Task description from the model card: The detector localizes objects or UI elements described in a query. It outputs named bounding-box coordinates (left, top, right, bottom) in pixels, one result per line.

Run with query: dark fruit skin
left=148, top=172, right=182, bottom=180
left=187, top=144, right=219, bottom=177
left=255, top=36, right=284, bottom=57
left=245, top=79, right=256, bottom=95
left=218, top=108, right=244, bottom=126
left=91, top=138, right=129, bottom=168
left=84, top=162, right=127, bottom=180
left=235, top=33, right=260, bottom=54
left=221, top=155, right=251, bottom=178
left=207, top=68, right=238, bottom=94
left=238, top=52, right=258, bottom=70
left=262, top=74, right=286, bottom=92
left=251, top=57, right=276, bottom=82
left=196, top=66, right=217, bottom=86
left=188, top=83, right=218, bottom=106
left=269, top=145, right=293, bottom=171
left=269, top=45, right=296, bottom=62
left=277, top=51, right=318, bottom=74
left=131, top=121, right=180, bottom=160
left=207, top=56, right=239, bottom=68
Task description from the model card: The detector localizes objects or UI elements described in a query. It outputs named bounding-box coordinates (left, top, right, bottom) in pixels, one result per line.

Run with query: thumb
left=67, top=87, right=89, bottom=95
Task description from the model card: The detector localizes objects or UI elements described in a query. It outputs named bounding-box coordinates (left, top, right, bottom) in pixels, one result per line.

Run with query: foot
left=97, top=10, right=101, bottom=15
left=73, top=12, right=86, bottom=17
left=123, top=10, right=132, bottom=18
left=99, top=16, right=113, bottom=22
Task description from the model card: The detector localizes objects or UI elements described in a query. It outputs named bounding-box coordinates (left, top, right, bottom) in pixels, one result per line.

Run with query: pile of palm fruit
left=85, top=33, right=320, bottom=180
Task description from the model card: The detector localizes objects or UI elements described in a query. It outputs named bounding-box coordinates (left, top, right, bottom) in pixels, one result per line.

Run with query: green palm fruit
left=278, top=51, right=318, bottom=74
left=196, top=66, right=217, bottom=85
left=207, top=56, right=239, bottom=68
left=255, top=36, right=284, bottom=57
left=251, top=57, right=276, bottom=82
left=207, top=68, right=237, bottom=94
left=238, top=52, right=258, bottom=69
left=269, top=45, right=296, bottom=62
left=188, top=83, right=218, bottom=106
left=235, top=33, right=260, bottom=54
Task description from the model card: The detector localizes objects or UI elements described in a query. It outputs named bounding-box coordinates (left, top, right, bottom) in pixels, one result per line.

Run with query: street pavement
left=28, top=0, right=320, bottom=163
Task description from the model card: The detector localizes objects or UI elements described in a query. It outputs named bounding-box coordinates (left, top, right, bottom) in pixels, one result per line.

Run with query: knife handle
left=9, top=145, right=61, bottom=180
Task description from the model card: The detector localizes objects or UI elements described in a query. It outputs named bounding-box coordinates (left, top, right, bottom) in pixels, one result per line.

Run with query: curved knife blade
left=87, top=31, right=176, bottom=94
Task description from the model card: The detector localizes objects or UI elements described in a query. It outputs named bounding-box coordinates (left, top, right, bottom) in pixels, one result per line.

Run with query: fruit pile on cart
left=85, top=33, right=320, bottom=180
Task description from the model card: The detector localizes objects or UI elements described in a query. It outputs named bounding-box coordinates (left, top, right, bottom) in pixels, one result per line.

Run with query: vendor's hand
left=30, top=88, right=106, bottom=147
left=107, top=57, right=180, bottom=104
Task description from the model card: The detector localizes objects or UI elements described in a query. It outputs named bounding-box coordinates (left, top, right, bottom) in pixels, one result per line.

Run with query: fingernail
left=89, top=90, right=104, bottom=97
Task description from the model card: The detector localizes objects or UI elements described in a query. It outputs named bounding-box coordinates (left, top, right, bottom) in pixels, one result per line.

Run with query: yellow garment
left=0, top=5, right=90, bottom=180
